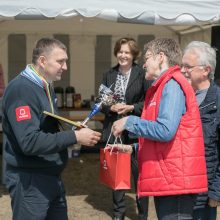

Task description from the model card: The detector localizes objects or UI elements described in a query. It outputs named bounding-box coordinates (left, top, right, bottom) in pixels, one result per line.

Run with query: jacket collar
left=200, top=81, right=217, bottom=107
left=21, top=64, right=44, bottom=88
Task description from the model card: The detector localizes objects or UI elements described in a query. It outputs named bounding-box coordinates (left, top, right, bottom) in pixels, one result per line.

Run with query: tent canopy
left=0, top=0, right=220, bottom=26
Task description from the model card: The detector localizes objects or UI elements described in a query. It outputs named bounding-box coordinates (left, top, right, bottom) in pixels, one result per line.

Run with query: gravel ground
left=0, top=153, right=219, bottom=220
left=0, top=153, right=157, bottom=220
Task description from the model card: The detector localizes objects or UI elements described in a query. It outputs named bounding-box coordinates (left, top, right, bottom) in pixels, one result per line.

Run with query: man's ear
left=38, top=55, right=46, bottom=68
left=203, top=66, right=212, bottom=78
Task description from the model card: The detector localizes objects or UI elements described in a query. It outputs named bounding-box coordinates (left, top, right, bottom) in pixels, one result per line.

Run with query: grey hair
left=183, top=41, right=216, bottom=80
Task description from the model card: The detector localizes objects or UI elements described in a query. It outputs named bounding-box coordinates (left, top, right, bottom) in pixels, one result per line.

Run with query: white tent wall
left=0, top=34, right=7, bottom=83
left=0, top=17, right=213, bottom=99
left=180, top=29, right=212, bottom=48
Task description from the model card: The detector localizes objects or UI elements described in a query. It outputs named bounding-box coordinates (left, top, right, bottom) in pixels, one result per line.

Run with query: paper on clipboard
left=43, top=111, right=84, bottom=129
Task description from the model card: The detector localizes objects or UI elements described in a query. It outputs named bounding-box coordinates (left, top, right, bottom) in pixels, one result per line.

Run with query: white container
left=72, top=144, right=81, bottom=157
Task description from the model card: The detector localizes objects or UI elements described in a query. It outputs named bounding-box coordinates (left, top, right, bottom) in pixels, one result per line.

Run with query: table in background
left=58, top=107, right=104, bottom=130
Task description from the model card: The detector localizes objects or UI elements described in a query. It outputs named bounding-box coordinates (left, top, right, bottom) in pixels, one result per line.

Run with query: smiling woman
left=99, top=37, right=149, bottom=220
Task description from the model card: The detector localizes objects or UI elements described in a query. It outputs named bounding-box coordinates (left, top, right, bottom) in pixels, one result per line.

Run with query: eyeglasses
left=144, top=53, right=154, bottom=62
left=181, top=64, right=205, bottom=72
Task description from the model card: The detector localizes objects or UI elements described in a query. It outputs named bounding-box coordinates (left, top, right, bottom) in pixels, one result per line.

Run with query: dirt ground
left=0, top=152, right=157, bottom=220
left=0, top=152, right=219, bottom=220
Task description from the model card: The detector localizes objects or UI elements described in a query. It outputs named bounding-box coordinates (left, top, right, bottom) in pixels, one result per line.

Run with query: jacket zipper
left=199, top=101, right=215, bottom=110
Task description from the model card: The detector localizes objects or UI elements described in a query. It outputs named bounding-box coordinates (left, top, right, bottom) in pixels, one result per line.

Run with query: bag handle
left=105, top=132, right=124, bottom=154
left=105, top=131, right=113, bottom=148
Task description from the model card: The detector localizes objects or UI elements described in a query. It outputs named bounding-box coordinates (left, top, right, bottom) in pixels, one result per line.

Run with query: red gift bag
left=99, top=147, right=131, bottom=190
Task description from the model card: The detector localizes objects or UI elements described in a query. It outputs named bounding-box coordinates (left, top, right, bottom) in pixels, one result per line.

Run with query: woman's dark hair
left=114, top=37, right=141, bottom=61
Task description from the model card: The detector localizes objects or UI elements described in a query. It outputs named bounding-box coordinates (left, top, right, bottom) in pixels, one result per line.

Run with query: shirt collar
left=21, top=64, right=49, bottom=88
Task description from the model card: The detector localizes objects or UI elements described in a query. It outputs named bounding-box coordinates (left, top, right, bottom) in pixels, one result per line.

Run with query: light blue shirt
left=125, top=79, right=186, bottom=142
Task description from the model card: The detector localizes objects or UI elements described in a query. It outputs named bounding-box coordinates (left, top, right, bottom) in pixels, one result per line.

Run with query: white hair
left=184, top=41, right=216, bottom=80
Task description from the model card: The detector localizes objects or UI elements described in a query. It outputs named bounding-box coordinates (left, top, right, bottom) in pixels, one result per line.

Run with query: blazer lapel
left=108, top=67, right=118, bottom=91
left=126, top=65, right=139, bottom=92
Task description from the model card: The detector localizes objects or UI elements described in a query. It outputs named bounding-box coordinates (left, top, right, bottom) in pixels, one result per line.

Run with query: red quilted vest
left=138, top=66, right=207, bottom=197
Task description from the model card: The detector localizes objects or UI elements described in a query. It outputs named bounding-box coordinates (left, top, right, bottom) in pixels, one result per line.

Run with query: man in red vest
left=112, top=38, right=207, bottom=220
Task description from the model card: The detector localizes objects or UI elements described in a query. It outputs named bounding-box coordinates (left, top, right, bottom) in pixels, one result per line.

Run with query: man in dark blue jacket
left=2, top=37, right=101, bottom=220
left=182, top=41, right=220, bottom=220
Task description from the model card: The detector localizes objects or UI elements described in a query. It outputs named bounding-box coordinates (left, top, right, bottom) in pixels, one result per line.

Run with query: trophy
left=43, top=84, right=119, bottom=130
left=81, top=84, right=117, bottom=126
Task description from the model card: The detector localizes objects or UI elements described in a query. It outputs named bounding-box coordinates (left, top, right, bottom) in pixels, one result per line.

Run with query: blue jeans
left=193, top=206, right=217, bottom=220
left=154, top=194, right=197, bottom=220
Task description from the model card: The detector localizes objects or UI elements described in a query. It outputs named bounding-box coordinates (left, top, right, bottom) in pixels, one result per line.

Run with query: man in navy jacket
left=2, top=37, right=101, bottom=220
left=182, top=41, right=220, bottom=220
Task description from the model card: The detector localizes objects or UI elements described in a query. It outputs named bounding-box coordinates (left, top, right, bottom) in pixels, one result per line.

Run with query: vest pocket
left=158, top=154, right=173, bottom=184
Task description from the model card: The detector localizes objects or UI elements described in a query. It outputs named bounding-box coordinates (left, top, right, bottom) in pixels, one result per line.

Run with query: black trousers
left=154, top=194, right=197, bottom=220
left=113, top=153, right=149, bottom=219
left=5, top=168, right=68, bottom=220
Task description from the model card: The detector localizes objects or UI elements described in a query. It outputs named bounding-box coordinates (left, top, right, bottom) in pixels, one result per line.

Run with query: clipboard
left=43, top=111, right=85, bottom=129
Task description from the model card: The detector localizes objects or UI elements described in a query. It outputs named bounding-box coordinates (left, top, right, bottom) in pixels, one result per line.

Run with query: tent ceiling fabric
left=0, top=0, right=220, bottom=26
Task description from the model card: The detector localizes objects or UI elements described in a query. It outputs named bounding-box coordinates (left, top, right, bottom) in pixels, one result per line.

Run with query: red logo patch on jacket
left=15, top=106, right=31, bottom=121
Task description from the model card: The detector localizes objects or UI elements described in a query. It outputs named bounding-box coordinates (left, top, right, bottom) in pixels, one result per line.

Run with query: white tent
left=0, top=0, right=219, bottom=95
left=1, top=0, right=220, bottom=26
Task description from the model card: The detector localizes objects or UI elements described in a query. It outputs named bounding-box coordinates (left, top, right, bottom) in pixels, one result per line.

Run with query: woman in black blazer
left=100, top=37, right=150, bottom=220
